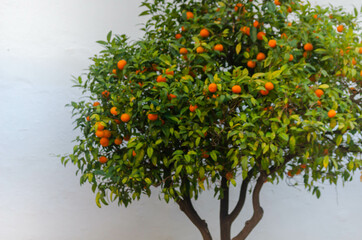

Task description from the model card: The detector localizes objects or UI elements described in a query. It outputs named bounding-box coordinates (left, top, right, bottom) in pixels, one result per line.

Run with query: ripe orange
left=200, top=28, right=210, bottom=38
left=103, top=130, right=111, bottom=138
left=352, top=58, right=357, bottom=65
left=156, top=75, right=167, bottom=83
left=196, top=46, right=205, bottom=53
left=132, top=150, right=137, bottom=157
left=117, top=59, right=127, bottom=70
left=148, top=113, right=158, bottom=121
left=253, top=20, right=260, bottom=28
left=226, top=172, right=233, bottom=180
left=95, top=122, right=104, bottom=131
left=114, top=138, right=123, bottom=145
left=110, top=107, right=118, bottom=116
left=208, top=83, right=217, bottom=93
left=313, top=14, right=318, bottom=19
left=303, top=51, right=308, bottom=58
left=180, top=48, right=188, bottom=55
left=100, top=137, right=110, bottom=147
left=260, top=89, right=269, bottom=95
left=214, top=44, right=224, bottom=52
left=93, top=102, right=100, bottom=107
left=288, top=54, right=294, bottom=61
left=274, top=0, right=281, bottom=5
left=317, top=100, right=322, bottom=106
left=99, top=156, right=108, bottom=164
left=114, top=119, right=121, bottom=124
left=315, top=89, right=324, bottom=98
left=256, top=52, right=266, bottom=61
left=123, top=135, right=130, bottom=141
left=232, top=85, right=242, bottom=94
left=86, top=116, right=90, bottom=121
left=265, top=82, right=274, bottom=91
left=257, top=32, right=266, bottom=40
left=102, top=90, right=109, bottom=98
left=328, top=109, right=336, bottom=118
left=121, top=113, right=131, bottom=123
left=167, top=93, right=177, bottom=100
left=247, top=60, right=256, bottom=68
left=95, top=130, right=104, bottom=138
left=304, top=43, right=313, bottom=51
left=189, top=105, right=198, bottom=112
left=165, top=69, right=174, bottom=76
left=287, top=6, right=292, bottom=13
left=358, top=47, right=362, bottom=54
left=337, top=25, right=344, bottom=32
left=268, top=39, right=277, bottom=48
left=175, top=33, right=182, bottom=39
left=281, top=33, right=287, bottom=39
left=240, top=26, right=250, bottom=36
left=181, top=26, right=186, bottom=32
left=112, top=69, right=117, bottom=75
left=300, top=164, right=307, bottom=169
left=186, top=11, right=194, bottom=20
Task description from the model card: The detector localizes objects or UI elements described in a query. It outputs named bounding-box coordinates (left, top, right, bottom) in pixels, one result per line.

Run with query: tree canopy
left=62, top=0, right=362, bottom=239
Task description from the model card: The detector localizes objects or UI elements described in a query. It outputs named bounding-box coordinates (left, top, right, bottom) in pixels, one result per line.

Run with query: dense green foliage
left=62, top=0, right=362, bottom=210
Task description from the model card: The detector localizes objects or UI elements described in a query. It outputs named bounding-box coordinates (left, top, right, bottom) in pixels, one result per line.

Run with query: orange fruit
left=114, top=119, right=121, bottom=124
left=102, top=90, right=109, bottom=98
left=317, top=100, right=322, bottom=106
left=214, top=44, right=224, bottom=52
left=260, top=89, right=269, bottom=95
left=95, top=122, right=104, bottom=131
left=232, top=85, right=242, bottom=94
left=240, top=26, right=250, bottom=36
left=196, top=46, right=205, bottom=53
left=288, top=54, right=294, bottom=61
left=148, top=113, right=158, bottom=121
left=268, top=39, right=277, bottom=48
left=257, top=31, right=266, bottom=40
left=175, top=33, right=182, bottom=39
left=287, top=7, right=292, bottom=13
left=300, top=164, right=307, bottom=169
left=303, top=51, right=308, bottom=58
left=132, top=150, right=137, bottom=157
left=226, top=172, right=233, bottom=180
left=313, top=14, right=318, bottom=19
left=247, top=60, right=256, bottom=68
left=352, top=58, right=357, bottom=65
left=256, top=52, right=266, bottom=61
left=93, top=102, right=100, bottom=107
left=100, top=137, right=110, bottom=147
left=112, top=69, right=117, bottom=75
left=156, top=75, right=167, bottom=83
left=110, top=107, right=118, bottom=116
left=208, top=83, right=217, bottom=93
left=253, top=20, right=260, bottom=28
left=274, top=0, right=281, bottom=5
left=287, top=170, right=293, bottom=177
left=181, top=26, right=186, bottom=32
left=200, top=28, right=210, bottom=38
left=99, top=156, right=108, bottom=164
left=265, top=82, right=274, bottom=91
left=304, top=43, right=313, bottom=51
left=167, top=93, right=177, bottom=100
left=121, top=113, right=131, bottom=123
left=180, top=48, right=188, bottom=55
left=360, top=70, right=362, bottom=77
left=337, top=25, right=344, bottom=32
left=165, top=69, right=174, bottom=76
left=359, top=47, right=362, bottom=54
left=86, top=116, right=90, bottom=121
left=186, top=11, right=194, bottom=20
left=103, top=130, right=111, bottom=138
left=95, top=130, right=104, bottom=138
left=117, top=59, right=127, bottom=70
left=189, top=105, right=198, bottom=112
left=328, top=109, right=336, bottom=118
left=281, top=33, right=287, bottom=39
left=114, top=138, right=123, bottom=145
left=296, top=169, right=302, bottom=175
left=315, top=89, right=324, bottom=98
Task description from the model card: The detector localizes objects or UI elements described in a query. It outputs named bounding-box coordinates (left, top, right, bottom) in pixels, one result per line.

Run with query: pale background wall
left=0, top=0, right=361, bottom=239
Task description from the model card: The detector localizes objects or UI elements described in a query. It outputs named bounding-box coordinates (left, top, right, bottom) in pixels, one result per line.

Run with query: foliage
left=62, top=0, right=362, bottom=238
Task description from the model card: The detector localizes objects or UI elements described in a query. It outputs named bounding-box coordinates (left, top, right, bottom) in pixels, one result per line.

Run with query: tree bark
left=177, top=196, right=213, bottom=240
left=220, top=177, right=231, bottom=240
left=227, top=175, right=251, bottom=223
left=232, top=174, right=266, bottom=240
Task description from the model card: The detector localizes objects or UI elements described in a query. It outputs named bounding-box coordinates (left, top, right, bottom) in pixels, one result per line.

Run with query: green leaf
left=147, top=147, right=154, bottom=158
left=278, top=133, right=289, bottom=142
left=210, top=151, right=217, bottom=161
left=289, top=136, right=296, bottom=153
left=318, top=84, right=329, bottom=89
left=323, top=155, right=329, bottom=169
left=336, top=135, right=343, bottom=146
left=236, top=43, right=242, bottom=55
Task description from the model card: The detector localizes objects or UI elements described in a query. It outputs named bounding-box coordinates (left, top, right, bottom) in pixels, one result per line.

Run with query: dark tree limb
left=220, top=176, right=231, bottom=240
left=227, top=175, right=251, bottom=224
left=177, top=196, right=213, bottom=240
left=232, top=173, right=267, bottom=240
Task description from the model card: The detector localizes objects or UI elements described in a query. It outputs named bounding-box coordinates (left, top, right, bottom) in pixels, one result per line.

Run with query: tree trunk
left=232, top=174, right=266, bottom=240
left=220, top=177, right=231, bottom=240
left=177, top=197, right=213, bottom=240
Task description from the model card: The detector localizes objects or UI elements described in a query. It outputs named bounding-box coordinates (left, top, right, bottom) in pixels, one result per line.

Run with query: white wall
left=0, top=0, right=361, bottom=239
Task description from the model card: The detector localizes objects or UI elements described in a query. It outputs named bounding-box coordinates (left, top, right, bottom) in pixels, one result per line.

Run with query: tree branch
left=227, top=174, right=251, bottom=223
left=232, top=173, right=267, bottom=240
left=177, top=196, right=213, bottom=240
left=220, top=176, right=231, bottom=240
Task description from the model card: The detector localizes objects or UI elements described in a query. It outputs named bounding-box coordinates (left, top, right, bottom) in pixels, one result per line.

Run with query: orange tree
left=62, top=0, right=362, bottom=239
